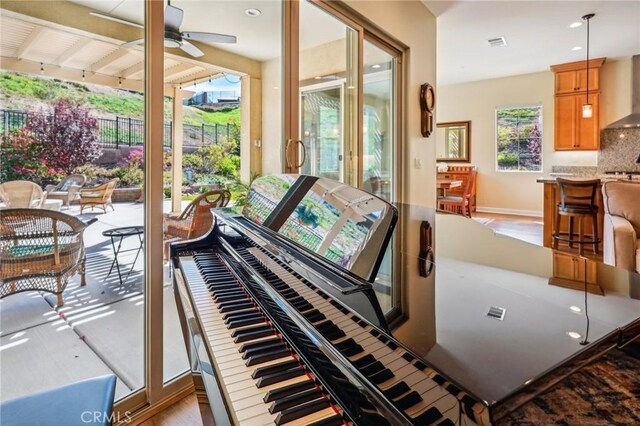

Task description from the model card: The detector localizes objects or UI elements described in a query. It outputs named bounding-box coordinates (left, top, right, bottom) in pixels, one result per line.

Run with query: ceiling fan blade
left=179, top=41, right=204, bottom=58
left=122, top=38, right=145, bottom=48
left=89, top=12, right=144, bottom=29
left=165, top=4, right=184, bottom=32
left=182, top=31, right=237, bottom=44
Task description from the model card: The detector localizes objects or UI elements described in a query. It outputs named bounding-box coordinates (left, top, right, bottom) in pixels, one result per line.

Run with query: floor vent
left=487, top=306, right=506, bottom=320
left=488, top=36, right=507, bottom=47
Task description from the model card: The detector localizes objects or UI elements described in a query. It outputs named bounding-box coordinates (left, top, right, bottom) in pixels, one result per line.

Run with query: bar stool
left=552, top=178, right=600, bottom=256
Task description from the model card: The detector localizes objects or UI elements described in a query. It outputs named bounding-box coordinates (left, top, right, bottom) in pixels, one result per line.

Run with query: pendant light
left=582, top=13, right=595, bottom=118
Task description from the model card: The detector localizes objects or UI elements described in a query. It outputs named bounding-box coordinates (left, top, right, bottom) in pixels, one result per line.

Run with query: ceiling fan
left=89, top=0, right=237, bottom=58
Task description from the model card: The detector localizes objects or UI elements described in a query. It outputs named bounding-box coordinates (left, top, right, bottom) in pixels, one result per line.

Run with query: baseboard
left=476, top=206, right=543, bottom=218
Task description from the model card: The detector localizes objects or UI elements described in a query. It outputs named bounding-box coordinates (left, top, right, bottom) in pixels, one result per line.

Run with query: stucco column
left=171, top=86, right=183, bottom=213
left=240, top=75, right=262, bottom=183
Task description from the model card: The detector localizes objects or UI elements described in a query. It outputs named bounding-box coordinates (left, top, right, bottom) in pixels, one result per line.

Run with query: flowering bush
left=26, top=99, right=102, bottom=174
left=0, top=128, right=63, bottom=183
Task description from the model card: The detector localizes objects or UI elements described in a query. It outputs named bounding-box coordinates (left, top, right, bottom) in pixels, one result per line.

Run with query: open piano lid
left=228, top=174, right=398, bottom=284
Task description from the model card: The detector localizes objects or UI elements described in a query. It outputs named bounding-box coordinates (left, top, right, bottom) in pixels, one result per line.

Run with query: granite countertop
left=537, top=174, right=640, bottom=183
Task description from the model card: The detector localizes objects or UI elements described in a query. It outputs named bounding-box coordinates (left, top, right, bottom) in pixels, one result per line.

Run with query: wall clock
left=420, top=83, right=435, bottom=137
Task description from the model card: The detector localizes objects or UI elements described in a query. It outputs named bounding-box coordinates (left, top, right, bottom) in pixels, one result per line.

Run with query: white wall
left=437, top=58, right=633, bottom=216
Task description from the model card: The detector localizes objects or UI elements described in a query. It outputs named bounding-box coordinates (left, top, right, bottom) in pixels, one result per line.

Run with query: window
left=496, top=106, right=542, bottom=171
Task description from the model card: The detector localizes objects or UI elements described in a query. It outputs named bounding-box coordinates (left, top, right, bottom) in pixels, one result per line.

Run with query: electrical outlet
left=414, top=157, right=422, bottom=169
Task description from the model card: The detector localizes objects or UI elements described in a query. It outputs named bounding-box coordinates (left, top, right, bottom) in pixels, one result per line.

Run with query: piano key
left=230, top=323, right=271, bottom=338
left=412, top=406, right=442, bottom=426
left=268, top=388, right=325, bottom=413
left=252, top=359, right=300, bottom=379
left=240, top=337, right=283, bottom=353
left=394, top=390, right=423, bottom=410
left=219, top=301, right=254, bottom=313
left=234, top=327, right=275, bottom=343
left=263, top=379, right=317, bottom=403
left=246, top=348, right=292, bottom=366
left=306, top=414, right=345, bottom=426
left=243, top=341, right=287, bottom=359
left=257, top=366, right=306, bottom=388
left=383, top=381, right=411, bottom=400
left=274, top=398, right=331, bottom=426
left=227, top=316, right=264, bottom=329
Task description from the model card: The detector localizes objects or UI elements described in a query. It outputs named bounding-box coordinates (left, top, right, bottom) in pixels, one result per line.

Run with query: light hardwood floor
left=138, top=393, right=203, bottom=426
left=473, top=212, right=544, bottom=246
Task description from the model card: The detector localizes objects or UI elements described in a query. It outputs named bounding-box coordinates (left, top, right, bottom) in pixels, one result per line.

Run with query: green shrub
left=497, top=152, right=519, bottom=169
left=113, top=166, right=143, bottom=186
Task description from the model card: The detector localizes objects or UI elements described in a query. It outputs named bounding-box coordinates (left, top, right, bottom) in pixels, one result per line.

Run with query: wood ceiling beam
left=15, top=26, right=47, bottom=59
left=120, top=61, right=144, bottom=79
left=164, top=63, right=200, bottom=81
left=53, top=38, right=94, bottom=66
left=90, top=48, right=131, bottom=73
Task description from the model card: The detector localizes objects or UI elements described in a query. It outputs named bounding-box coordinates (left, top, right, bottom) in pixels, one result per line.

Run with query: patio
left=0, top=201, right=190, bottom=402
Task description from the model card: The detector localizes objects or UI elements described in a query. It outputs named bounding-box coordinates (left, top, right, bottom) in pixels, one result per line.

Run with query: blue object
left=0, top=375, right=117, bottom=426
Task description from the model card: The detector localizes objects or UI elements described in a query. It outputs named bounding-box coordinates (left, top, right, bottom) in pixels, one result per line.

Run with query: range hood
left=605, top=55, right=640, bottom=129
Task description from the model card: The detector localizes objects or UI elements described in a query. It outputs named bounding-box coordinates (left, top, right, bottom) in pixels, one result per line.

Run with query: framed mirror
left=436, top=121, right=471, bottom=162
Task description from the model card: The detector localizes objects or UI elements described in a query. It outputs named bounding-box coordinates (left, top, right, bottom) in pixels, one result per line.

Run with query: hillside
left=0, top=71, right=239, bottom=126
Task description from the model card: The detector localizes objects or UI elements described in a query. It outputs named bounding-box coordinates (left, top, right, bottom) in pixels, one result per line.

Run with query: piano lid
left=238, top=175, right=397, bottom=283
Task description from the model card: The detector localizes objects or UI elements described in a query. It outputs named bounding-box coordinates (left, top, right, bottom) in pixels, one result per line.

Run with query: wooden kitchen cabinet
left=551, top=58, right=605, bottom=151
left=549, top=251, right=602, bottom=295
left=554, top=68, right=600, bottom=95
left=554, top=93, right=600, bottom=150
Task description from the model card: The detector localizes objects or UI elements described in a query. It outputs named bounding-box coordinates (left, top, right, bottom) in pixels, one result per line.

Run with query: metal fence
left=1, top=109, right=239, bottom=149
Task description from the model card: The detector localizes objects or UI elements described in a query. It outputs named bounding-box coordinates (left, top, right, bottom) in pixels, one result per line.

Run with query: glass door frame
left=117, top=0, right=407, bottom=420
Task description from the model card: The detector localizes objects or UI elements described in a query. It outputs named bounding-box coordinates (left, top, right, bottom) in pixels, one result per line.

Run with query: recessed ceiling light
left=567, top=331, right=582, bottom=339
left=569, top=306, right=582, bottom=313
left=372, top=64, right=381, bottom=69
left=487, top=36, right=507, bottom=47
left=571, top=46, right=582, bottom=51
left=314, top=76, right=322, bottom=80
left=569, top=21, right=583, bottom=28
left=245, top=8, right=261, bottom=17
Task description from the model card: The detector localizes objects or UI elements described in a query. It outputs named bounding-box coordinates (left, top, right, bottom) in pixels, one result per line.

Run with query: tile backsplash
left=598, top=128, right=640, bottom=172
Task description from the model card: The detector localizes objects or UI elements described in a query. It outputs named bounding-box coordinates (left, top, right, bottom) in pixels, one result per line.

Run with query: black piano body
left=171, top=175, right=489, bottom=425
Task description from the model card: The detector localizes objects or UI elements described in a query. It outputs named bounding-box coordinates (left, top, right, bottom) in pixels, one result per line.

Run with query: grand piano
left=170, top=175, right=488, bottom=426
left=171, top=174, right=640, bottom=426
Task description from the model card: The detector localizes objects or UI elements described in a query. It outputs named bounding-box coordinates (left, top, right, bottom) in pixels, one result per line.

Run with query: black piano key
left=227, top=316, right=264, bottom=329
left=352, top=354, right=377, bottom=369
left=239, top=337, right=282, bottom=353
left=341, top=344, right=364, bottom=357
left=281, top=289, right=298, bottom=298
left=230, top=323, right=270, bottom=338
left=263, top=380, right=316, bottom=403
left=402, top=353, right=416, bottom=363
left=274, top=398, right=331, bottom=426
left=246, top=348, right=291, bottom=366
left=302, top=309, right=326, bottom=323
left=383, top=382, right=411, bottom=400
left=307, top=415, right=345, bottom=426
left=224, top=311, right=261, bottom=323
left=360, top=361, right=385, bottom=377
left=233, top=327, right=273, bottom=343
left=386, top=341, right=399, bottom=350
left=370, top=329, right=381, bottom=337
left=292, top=300, right=314, bottom=312
left=395, top=391, right=422, bottom=410
left=412, top=407, right=443, bottom=426
left=334, top=339, right=364, bottom=357
left=214, top=294, right=247, bottom=304
left=256, top=366, right=305, bottom=388
left=268, top=388, right=324, bottom=414
left=369, top=368, right=394, bottom=384
left=315, top=321, right=346, bottom=340
left=219, top=301, right=254, bottom=313
left=414, top=361, right=428, bottom=371
left=243, top=342, right=287, bottom=360
left=252, top=359, right=300, bottom=379
left=437, top=419, right=455, bottom=426
left=223, top=310, right=260, bottom=322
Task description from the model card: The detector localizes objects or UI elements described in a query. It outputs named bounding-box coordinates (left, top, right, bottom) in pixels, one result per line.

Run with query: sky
left=183, top=74, right=241, bottom=101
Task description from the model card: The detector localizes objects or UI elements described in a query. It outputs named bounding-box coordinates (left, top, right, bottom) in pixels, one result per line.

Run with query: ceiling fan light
left=582, top=103, right=593, bottom=118
left=245, top=8, right=261, bottom=17
left=164, top=39, right=181, bottom=48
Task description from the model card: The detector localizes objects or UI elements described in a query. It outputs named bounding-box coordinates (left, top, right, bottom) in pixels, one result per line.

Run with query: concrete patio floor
left=0, top=201, right=190, bottom=402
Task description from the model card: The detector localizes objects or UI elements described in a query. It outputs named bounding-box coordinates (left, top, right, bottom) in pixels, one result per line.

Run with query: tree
left=26, top=99, right=102, bottom=174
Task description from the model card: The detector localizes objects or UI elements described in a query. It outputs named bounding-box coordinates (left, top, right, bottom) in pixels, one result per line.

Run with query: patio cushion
left=60, top=181, right=75, bottom=191
left=81, top=192, right=103, bottom=198
left=7, top=244, right=70, bottom=257
left=0, top=374, right=116, bottom=426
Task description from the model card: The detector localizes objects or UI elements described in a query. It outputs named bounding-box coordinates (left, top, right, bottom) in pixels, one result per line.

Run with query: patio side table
left=102, top=226, right=144, bottom=285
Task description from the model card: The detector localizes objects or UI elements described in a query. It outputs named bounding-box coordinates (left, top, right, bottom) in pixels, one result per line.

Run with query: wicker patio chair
left=0, top=181, right=46, bottom=209
left=79, top=178, right=119, bottom=214
left=44, top=174, right=86, bottom=207
left=163, top=189, right=231, bottom=259
left=0, top=209, right=94, bottom=307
